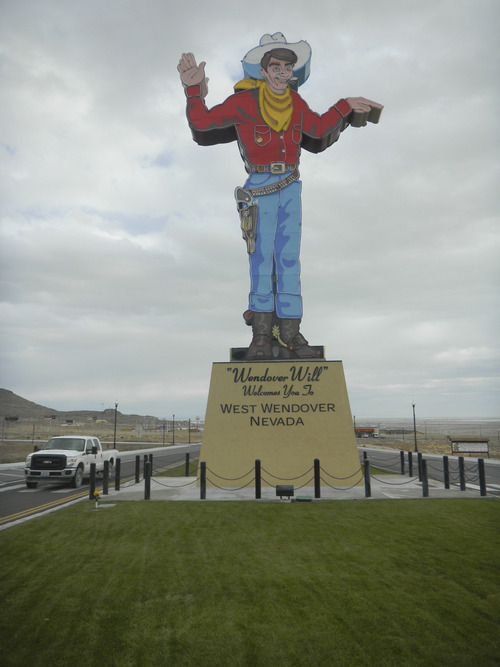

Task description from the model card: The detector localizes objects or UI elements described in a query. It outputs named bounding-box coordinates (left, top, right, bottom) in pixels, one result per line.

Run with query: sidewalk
left=101, top=475, right=483, bottom=502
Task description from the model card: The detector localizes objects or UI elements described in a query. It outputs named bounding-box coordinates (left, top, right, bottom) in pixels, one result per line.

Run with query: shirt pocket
left=254, top=125, right=271, bottom=146
left=292, top=124, right=302, bottom=145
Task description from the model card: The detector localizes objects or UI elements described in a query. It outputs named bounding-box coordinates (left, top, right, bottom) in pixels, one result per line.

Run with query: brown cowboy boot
left=279, top=318, right=322, bottom=359
left=244, top=310, right=273, bottom=361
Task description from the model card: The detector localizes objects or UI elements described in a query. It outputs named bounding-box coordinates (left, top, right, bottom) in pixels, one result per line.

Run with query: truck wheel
left=72, top=466, right=84, bottom=488
left=26, top=481, right=38, bottom=489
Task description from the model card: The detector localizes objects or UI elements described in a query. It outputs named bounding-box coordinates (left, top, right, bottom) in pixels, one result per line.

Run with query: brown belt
left=249, top=162, right=297, bottom=174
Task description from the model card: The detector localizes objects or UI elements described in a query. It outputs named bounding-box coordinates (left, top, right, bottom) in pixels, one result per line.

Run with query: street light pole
left=172, top=413, right=175, bottom=446
left=412, top=402, right=418, bottom=452
left=113, top=402, right=119, bottom=449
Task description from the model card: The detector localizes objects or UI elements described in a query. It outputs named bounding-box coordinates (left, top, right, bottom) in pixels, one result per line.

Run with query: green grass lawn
left=1, top=499, right=498, bottom=666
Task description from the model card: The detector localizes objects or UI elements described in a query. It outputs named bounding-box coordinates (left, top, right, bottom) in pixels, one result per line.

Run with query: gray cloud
left=1, top=0, right=499, bottom=418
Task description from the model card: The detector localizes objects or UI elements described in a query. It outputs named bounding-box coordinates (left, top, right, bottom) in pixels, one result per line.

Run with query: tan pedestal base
left=199, top=360, right=361, bottom=487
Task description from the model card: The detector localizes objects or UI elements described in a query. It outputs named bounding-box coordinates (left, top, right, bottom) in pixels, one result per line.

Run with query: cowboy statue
left=178, top=33, right=382, bottom=361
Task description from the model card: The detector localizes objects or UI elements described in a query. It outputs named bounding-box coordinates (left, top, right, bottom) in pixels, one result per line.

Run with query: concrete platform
left=100, top=475, right=483, bottom=503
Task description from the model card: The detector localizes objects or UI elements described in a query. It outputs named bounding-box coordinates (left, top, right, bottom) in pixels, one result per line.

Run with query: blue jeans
left=243, top=171, right=303, bottom=319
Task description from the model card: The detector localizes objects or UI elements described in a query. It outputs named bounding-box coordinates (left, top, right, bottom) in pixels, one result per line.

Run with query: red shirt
left=185, top=84, right=352, bottom=172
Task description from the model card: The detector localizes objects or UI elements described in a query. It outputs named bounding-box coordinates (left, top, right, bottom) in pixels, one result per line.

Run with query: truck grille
left=30, top=454, right=67, bottom=471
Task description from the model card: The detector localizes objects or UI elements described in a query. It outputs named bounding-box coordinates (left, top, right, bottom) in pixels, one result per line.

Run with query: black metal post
left=408, top=451, right=413, bottom=477
left=200, top=461, right=206, bottom=499
left=255, top=459, right=261, bottom=499
left=314, top=458, right=321, bottom=498
left=89, top=463, right=96, bottom=500
left=115, top=458, right=121, bottom=491
left=188, top=418, right=191, bottom=444
left=135, top=455, right=140, bottom=483
left=363, top=459, right=371, bottom=498
left=103, top=460, right=109, bottom=495
left=412, top=401, right=418, bottom=452
left=422, top=459, right=429, bottom=497
left=458, top=456, right=466, bottom=491
left=185, top=453, right=190, bottom=476
left=172, top=413, right=175, bottom=446
left=363, top=450, right=368, bottom=461
left=400, top=450, right=405, bottom=475
left=443, top=455, right=450, bottom=489
left=144, top=461, right=151, bottom=500
left=417, top=452, right=423, bottom=481
left=478, top=458, right=487, bottom=496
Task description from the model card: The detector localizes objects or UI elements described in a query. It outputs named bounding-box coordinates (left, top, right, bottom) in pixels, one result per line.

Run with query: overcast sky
left=1, top=0, right=498, bottom=420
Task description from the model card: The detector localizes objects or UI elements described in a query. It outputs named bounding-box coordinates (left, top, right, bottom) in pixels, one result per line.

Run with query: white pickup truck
left=24, top=436, right=118, bottom=489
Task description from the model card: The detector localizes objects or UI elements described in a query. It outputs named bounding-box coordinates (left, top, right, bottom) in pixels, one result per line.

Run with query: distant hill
left=0, top=389, right=156, bottom=424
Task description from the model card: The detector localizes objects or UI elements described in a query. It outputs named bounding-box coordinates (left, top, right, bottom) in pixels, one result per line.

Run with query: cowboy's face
left=260, top=58, right=294, bottom=94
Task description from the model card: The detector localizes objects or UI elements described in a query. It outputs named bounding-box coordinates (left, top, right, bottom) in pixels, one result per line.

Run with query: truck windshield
left=42, top=438, right=85, bottom=452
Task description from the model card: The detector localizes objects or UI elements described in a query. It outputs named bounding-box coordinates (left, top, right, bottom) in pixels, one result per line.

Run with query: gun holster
left=234, top=187, right=258, bottom=254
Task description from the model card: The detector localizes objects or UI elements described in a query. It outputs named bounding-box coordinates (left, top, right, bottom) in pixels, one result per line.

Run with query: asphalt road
left=0, top=443, right=201, bottom=527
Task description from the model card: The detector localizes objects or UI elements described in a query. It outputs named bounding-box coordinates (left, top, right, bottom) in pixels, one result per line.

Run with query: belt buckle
left=269, top=162, right=286, bottom=174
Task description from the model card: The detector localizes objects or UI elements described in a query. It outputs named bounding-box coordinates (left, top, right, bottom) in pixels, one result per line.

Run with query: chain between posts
left=370, top=475, right=418, bottom=486
left=319, top=474, right=364, bottom=491
left=111, top=451, right=490, bottom=500
left=205, top=475, right=256, bottom=491
left=320, top=466, right=362, bottom=481
left=260, top=465, right=314, bottom=481
left=205, top=466, right=254, bottom=481
left=150, top=477, right=198, bottom=488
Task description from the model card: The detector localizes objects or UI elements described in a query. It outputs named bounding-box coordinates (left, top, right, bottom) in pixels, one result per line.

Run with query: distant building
left=355, top=427, right=379, bottom=438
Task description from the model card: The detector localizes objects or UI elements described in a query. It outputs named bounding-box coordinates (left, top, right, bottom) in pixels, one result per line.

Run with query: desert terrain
left=1, top=388, right=498, bottom=463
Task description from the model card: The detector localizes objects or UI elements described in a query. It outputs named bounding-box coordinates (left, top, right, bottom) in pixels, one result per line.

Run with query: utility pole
left=113, top=402, right=118, bottom=448
left=412, top=402, right=418, bottom=452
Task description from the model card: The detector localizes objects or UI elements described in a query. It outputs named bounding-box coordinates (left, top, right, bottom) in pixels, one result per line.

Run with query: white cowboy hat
left=241, top=33, right=312, bottom=87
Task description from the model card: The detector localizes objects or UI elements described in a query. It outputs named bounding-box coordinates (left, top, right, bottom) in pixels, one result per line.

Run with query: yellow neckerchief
left=234, top=78, right=293, bottom=133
